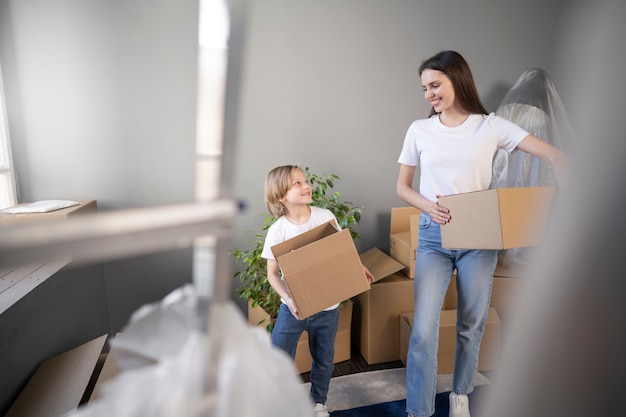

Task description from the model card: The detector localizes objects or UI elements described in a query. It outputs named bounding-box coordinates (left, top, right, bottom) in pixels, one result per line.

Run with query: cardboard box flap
left=6, top=334, right=108, bottom=417
left=390, top=207, right=421, bottom=234
left=271, top=220, right=338, bottom=258
left=277, top=228, right=370, bottom=319
left=359, top=247, right=405, bottom=282
left=90, top=333, right=123, bottom=402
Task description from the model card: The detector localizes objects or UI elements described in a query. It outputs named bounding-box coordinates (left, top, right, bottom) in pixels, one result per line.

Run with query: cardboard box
left=439, top=187, right=555, bottom=249
left=6, top=335, right=108, bottom=417
left=0, top=200, right=97, bottom=226
left=443, top=272, right=458, bottom=310
left=247, top=300, right=352, bottom=374
left=90, top=334, right=123, bottom=402
left=399, top=307, right=501, bottom=373
left=271, top=220, right=370, bottom=319
left=389, top=207, right=421, bottom=278
left=352, top=273, right=415, bottom=364
left=359, top=247, right=405, bottom=283
left=494, top=259, right=528, bottom=278
left=491, top=276, right=524, bottom=325
left=443, top=270, right=522, bottom=326
left=294, top=301, right=353, bottom=374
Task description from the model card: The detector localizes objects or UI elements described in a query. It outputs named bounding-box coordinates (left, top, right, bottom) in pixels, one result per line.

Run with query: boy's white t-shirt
left=398, top=113, right=529, bottom=202
left=262, top=205, right=340, bottom=310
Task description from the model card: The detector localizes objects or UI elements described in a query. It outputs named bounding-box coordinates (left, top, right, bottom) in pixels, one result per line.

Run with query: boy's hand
left=286, top=297, right=301, bottom=320
left=362, top=265, right=375, bottom=283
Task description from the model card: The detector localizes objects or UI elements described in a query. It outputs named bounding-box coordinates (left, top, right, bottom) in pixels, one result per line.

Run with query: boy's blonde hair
left=264, top=165, right=301, bottom=217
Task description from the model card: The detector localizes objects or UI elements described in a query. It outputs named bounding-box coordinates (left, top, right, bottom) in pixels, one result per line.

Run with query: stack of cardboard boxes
left=353, top=206, right=501, bottom=372
left=354, top=186, right=554, bottom=373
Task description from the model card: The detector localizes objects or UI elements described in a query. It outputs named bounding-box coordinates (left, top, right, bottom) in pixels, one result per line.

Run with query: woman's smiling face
left=421, top=69, right=457, bottom=114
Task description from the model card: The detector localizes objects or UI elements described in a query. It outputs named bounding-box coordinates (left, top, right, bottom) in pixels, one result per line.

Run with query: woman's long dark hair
left=419, top=50, right=488, bottom=117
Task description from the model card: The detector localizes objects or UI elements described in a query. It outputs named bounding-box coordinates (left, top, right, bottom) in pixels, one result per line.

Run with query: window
left=0, top=62, right=17, bottom=210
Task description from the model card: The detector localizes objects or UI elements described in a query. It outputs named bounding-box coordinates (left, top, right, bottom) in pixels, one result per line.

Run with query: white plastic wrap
left=492, top=68, right=574, bottom=272
left=69, top=285, right=315, bottom=417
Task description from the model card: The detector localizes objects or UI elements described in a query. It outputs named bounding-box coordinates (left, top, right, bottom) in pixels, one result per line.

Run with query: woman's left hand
left=430, top=195, right=451, bottom=225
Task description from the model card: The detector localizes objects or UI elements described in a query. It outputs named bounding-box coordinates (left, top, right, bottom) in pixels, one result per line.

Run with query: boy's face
left=280, top=169, right=312, bottom=206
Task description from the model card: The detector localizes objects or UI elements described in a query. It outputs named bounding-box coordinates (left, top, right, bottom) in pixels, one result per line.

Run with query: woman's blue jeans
left=406, top=213, right=497, bottom=417
left=272, top=303, right=339, bottom=404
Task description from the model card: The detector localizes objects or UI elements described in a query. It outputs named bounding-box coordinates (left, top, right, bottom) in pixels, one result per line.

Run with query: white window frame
left=0, top=62, right=17, bottom=210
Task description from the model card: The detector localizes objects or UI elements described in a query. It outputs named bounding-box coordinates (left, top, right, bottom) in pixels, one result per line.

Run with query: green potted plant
left=233, top=167, right=364, bottom=331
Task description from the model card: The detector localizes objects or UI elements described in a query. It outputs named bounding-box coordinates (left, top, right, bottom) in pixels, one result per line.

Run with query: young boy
left=261, top=165, right=373, bottom=417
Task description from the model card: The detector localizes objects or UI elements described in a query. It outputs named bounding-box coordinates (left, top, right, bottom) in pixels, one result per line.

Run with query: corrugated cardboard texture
left=497, top=187, right=555, bottom=248
left=353, top=273, right=414, bottom=364
left=271, top=220, right=338, bottom=258
left=390, top=208, right=420, bottom=278
left=273, top=222, right=370, bottom=319
left=439, top=187, right=555, bottom=249
left=6, top=334, right=107, bottom=417
left=491, top=276, right=524, bottom=325
left=390, top=231, right=414, bottom=278
left=390, top=207, right=421, bottom=234
left=359, top=247, right=404, bottom=282
left=440, top=189, right=502, bottom=249
left=399, top=307, right=501, bottom=373
left=494, top=262, right=528, bottom=278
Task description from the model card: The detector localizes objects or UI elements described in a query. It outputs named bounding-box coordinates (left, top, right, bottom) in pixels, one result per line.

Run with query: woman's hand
left=398, top=164, right=451, bottom=225
left=430, top=195, right=451, bottom=225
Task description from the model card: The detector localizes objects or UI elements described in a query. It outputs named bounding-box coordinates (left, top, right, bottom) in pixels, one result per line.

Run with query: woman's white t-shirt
left=398, top=113, right=528, bottom=202
left=262, top=206, right=339, bottom=310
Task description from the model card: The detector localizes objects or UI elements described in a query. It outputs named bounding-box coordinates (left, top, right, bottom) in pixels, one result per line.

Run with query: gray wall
left=231, top=0, right=571, bottom=295
left=0, top=0, right=200, bottom=331
left=1, top=0, right=573, bottom=324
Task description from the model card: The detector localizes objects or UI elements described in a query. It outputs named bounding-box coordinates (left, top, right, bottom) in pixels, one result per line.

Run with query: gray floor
left=303, top=368, right=491, bottom=412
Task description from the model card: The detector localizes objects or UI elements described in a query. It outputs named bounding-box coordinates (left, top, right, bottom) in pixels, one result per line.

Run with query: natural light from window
left=0, top=62, right=17, bottom=210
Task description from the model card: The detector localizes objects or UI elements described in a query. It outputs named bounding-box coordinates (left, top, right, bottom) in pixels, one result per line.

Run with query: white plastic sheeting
left=492, top=68, right=574, bottom=272
left=69, top=285, right=315, bottom=417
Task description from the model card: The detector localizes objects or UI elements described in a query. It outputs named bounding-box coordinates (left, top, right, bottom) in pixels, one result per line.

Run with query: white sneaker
left=314, top=403, right=329, bottom=417
left=449, top=392, right=470, bottom=417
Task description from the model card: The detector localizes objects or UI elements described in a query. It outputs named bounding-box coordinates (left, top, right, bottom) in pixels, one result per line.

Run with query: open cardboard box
left=389, top=207, right=421, bottom=278
left=271, top=220, right=370, bottom=319
left=439, top=187, right=555, bottom=250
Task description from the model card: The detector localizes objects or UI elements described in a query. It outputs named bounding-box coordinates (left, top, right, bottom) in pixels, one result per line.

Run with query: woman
left=397, top=51, right=568, bottom=417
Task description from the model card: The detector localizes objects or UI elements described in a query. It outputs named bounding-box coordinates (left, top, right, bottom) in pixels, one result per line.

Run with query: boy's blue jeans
left=272, top=303, right=339, bottom=405
left=406, top=213, right=497, bottom=417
